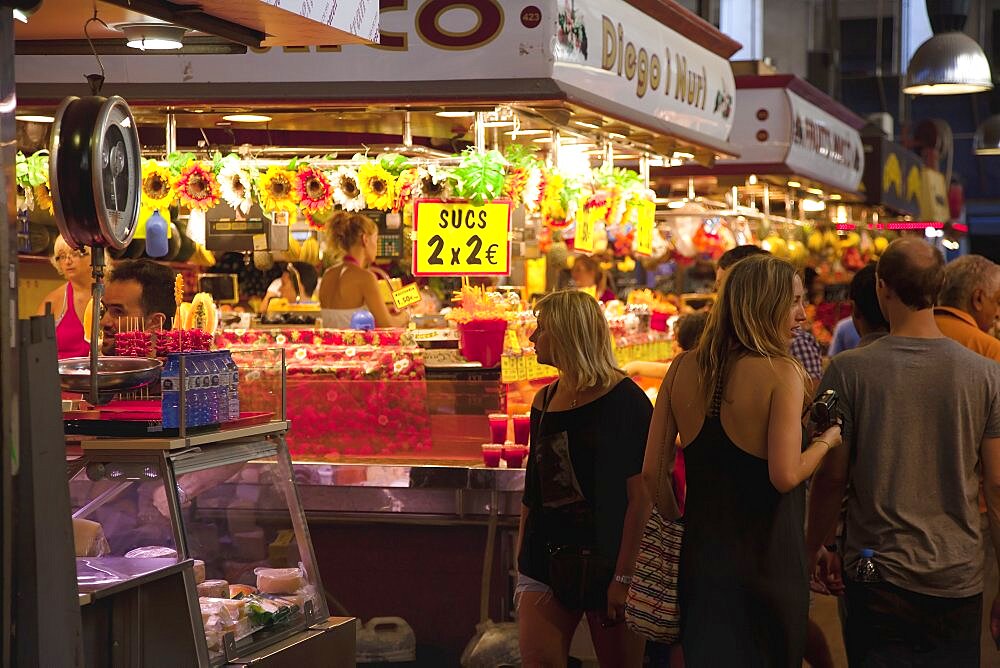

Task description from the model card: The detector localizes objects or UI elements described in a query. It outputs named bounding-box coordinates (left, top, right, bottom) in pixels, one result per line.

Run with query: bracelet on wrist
left=813, top=439, right=830, bottom=451
left=613, top=574, right=633, bottom=585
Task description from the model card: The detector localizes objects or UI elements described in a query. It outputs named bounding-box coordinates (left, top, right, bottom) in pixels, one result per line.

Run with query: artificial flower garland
left=175, top=161, right=221, bottom=211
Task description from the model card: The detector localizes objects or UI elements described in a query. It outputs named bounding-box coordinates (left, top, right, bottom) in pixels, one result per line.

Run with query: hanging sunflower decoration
left=332, top=167, right=365, bottom=212
left=218, top=157, right=254, bottom=215
left=541, top=172, right=569, bottom=228
left=358, top=161, right=398, bottom=211
left=257, top=165, right=299, bottom=215
left=417, top=164, right=453, bottom=200
left=141, top=159, right=175, bottom=211
left=34, top=184, right=54, bottom=216
left=295, top=164, right=334, bottom=214
left=175, top=161, right=221, bottom=211
left=393, top=168, right=420, bottom=212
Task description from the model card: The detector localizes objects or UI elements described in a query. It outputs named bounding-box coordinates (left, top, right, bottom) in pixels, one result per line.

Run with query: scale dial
left=50, top=96, right=141, bottom=250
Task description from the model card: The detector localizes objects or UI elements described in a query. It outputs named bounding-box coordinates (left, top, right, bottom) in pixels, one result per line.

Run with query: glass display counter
left=67, top=421, right=354, bottom=666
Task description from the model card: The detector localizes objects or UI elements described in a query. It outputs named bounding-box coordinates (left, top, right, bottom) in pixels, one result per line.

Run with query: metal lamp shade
left=974, top=115, right=1000, bottom=155
left=903, top=31, right=994, bottom=95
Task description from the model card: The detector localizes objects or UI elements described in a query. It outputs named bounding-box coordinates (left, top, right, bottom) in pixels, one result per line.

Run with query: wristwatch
left=613, top=574, right=632, bottom=585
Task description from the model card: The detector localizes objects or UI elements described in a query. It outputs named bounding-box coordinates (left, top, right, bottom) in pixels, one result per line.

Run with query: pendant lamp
left=903, top=31, right=993, bottom=95
left=974, top=114, right=1000, bottom=155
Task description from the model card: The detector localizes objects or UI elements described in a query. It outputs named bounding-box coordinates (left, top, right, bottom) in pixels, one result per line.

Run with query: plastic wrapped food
left=255, top=567, right=305, bottom=594
left=200, top=601, right=235, bottom=626
left=200, top=597, right=247, bottom=620
left=124, top=546, right=177, bottom=559
left=72, top=518, right=110, bottom=558
left=197, top=579, right=229, bottom=598
left=229, top=584, right=257, bottom=598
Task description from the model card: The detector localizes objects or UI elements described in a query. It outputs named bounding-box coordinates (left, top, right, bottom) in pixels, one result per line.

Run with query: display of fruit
left=186, top=292, right=218, bottom=333
left=786, top=239, right=808, bottom=265
left=82, top=298, right=94, bottom=343
left=873, top=236, right=889, bottom=254
left=761, top=235, right=788, bottom=258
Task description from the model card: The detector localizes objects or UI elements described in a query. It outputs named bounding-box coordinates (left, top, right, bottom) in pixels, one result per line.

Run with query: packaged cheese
left=72, top=518, right=110, bottom=557
left=197, top=579, right=229, bottom=598
left=192, top=559, right=206, bottom=584
left=229, top=584, right=257, bottom=598
left=124, top=546, right=177, bottom=559
left=200, top=601, right=234, bottom=626
left=255, top=567, right=305, bottom=595
left=200, top=596, right=247, bottom=620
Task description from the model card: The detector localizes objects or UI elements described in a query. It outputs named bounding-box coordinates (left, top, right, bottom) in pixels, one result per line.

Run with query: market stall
left=13, top=1, right=742, bottom=661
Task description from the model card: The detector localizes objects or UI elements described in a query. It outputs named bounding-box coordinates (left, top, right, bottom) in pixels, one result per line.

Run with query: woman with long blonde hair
left=640, top=254, right=841, bottom=666
left=318, top=211, right=408, bottom=328
left=517, top=290, right=649, bottom=667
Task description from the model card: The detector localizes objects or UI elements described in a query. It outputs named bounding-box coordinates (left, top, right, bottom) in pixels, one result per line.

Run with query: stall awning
left=661, top=74, right=867, bottom=195
left=861, top=137, right=923, bottom=217
left=14, top=0, right=380, bottom=48
left=16, top=0, right=741, bottom=159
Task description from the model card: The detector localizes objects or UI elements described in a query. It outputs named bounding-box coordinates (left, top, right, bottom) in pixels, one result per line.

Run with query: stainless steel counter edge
left=291, top=462, right=526, bottom=492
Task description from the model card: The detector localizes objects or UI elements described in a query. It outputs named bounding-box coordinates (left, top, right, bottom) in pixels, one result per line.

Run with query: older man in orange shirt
left=935, top=255, right=1000, bottom=362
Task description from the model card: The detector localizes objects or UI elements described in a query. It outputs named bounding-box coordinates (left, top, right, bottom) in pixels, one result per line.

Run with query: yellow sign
left=635, top=200, right=655, bottom=256
left=575, top=210, right=596, bottom=253
left=391, top=283, right=423, bottom=310
left=413, top=200, right=511, bottom=276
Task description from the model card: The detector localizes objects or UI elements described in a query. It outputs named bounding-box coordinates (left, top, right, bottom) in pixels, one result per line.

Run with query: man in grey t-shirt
left=807, top=238, right=1000, bottom=666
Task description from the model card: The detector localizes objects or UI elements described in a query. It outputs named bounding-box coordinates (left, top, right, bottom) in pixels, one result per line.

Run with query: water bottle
left=201, top=354, right=220, bottom=425
left=856, top=548, right=880, bottom=582
left=185, top=355, right=205, bottom=426
left=215, top=353, right=230, bottom=423
left=161, top=354, right=181, bottom=429
left=224, top=351, right=240, bottom=419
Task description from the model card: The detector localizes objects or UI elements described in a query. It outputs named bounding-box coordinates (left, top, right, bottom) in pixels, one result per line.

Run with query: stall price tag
left=575, top=210, right=596, bottom=253
left=635, top=200, right=655, bottom=256
left=391, top=283, right=423, bottom=310
left=413, top=199, right=512, bottom=276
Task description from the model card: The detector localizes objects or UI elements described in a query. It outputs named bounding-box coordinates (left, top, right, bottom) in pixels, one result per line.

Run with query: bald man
left=806, top=238, right=1000, bottom=666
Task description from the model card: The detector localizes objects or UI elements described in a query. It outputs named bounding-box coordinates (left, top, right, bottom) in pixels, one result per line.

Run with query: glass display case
left=67, top=423, right=342, bottom=665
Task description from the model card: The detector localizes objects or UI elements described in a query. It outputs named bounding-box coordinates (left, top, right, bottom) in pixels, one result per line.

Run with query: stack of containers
left=162, top=351, right=240, bottom=429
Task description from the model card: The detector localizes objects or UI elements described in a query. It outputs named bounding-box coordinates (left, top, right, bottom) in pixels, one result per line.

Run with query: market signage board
left=391, top=283, right=423, bottom=309
left=634, top=200, right=655, bottom=256
left=861, top=138, right=922, bottom=217
left=16, top=1, right=735, bottom=149
left=724, top=87, right=864, bottom=193
left=574, top=214, right=596, bottom=253
left=412, top=200, right=512, bottom=277
left=549, top=0, right=736, bottom=145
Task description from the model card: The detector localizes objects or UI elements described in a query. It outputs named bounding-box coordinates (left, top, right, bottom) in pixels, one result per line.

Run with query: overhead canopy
left=16, top=0, right=741, bottom=161
left=661, top=74, right=867, bottom=196
left=14, top=0, right=380, bottom=48
left=861, top=137, right=923, bottom=217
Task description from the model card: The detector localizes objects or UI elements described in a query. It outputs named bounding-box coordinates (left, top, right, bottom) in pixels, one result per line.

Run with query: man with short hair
left=100, top=259, right=177, bottom=355
left=936, top=254, right=1000, bottom=362
left=846, top=263, right=889, bottom=348
left=807, top=238, right=1000, bottom=665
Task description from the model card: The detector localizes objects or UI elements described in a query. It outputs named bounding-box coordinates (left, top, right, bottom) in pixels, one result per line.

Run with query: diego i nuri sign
left=413, top=200, right=512, bottom=276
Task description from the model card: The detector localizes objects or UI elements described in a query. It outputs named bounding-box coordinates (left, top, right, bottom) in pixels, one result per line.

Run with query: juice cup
left=481, top=443, right=503, bottom=468
left=512, top=414, right=531, bottom=445
left=502, top=442, right=528, bottom=468
left=487, top=413, right=509, bottom=443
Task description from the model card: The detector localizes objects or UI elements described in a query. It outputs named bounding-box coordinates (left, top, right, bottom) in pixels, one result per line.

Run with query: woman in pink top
left=37, top=235, right=93, bottom=359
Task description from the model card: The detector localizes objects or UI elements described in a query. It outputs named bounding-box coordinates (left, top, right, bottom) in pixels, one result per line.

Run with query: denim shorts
left=514, top=572, right=552, bottom=609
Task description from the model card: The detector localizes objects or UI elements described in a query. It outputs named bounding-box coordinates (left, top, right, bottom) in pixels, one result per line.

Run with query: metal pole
left=1, top=10, right=17, bottom=665
left=474, top=112, right=487, bottom=152
left=639, top=152, right=650, bottom=188
left=402, top=111, right=413, bottom=148
left=604, top=141, right=614, bottom=169
left=89, top=247, right=106, bottom=407
left=166, top=111, right=177, bottom=156
left=550, top=129, right=561, bottom=168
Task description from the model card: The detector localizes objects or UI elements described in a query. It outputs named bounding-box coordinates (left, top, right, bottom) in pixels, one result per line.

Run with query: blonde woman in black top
left=516, top=290, right=650, bottom=667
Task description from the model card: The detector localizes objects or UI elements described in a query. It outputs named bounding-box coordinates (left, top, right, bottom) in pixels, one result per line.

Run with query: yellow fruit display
left=807, top=231, right=824, bottom=253
left=839, top=232, right=861, bottom=249
left=786, top=240, right=808, bottom=264
left=873, top=236, right=889, bottom=253
left=761, top=235, right=788, bottom=258
left=186, top=292, right=218, bottom=333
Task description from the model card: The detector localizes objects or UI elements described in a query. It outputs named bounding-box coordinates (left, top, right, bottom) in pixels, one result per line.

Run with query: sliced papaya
left=82, top=298, right=94, bottom=343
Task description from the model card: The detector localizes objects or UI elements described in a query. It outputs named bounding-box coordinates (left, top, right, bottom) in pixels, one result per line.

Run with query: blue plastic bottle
left=144, top=210, right=169, bottom=258
left=161, top=354, right=181, bottom=428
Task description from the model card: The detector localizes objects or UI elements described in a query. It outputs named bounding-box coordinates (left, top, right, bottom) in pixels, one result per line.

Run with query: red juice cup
left=512, top=414, right=531, bottom=445
left=487, top=413, right=509, bottom=444
left=502, top=442, right=528, bottom=468
left=481, top=443, right=503, bottom=468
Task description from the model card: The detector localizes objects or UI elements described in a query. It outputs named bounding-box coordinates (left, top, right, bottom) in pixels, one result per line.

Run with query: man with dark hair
left=716, top=244, right=824, bottom=381
left=100, top=259, right=177, bottom=354
left=808, top=238, right=1000, bottom=665
left=848, top=263, right=889, bottom=347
